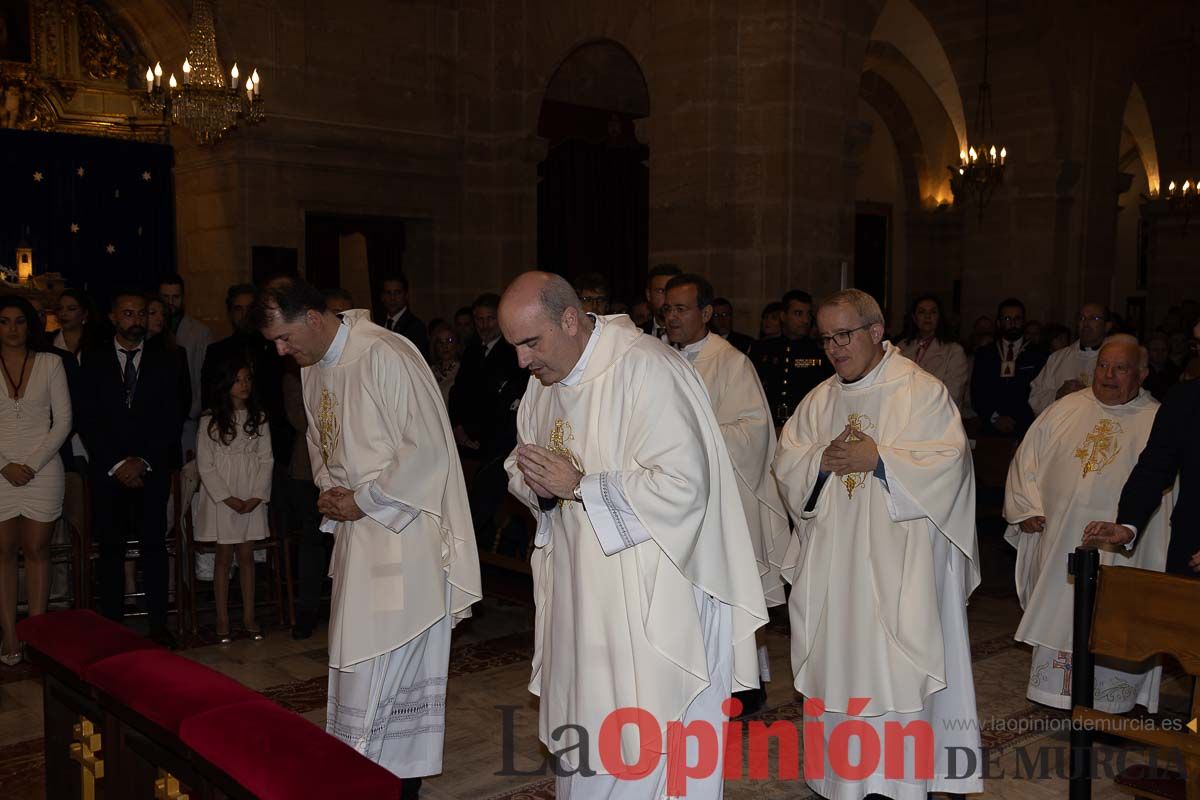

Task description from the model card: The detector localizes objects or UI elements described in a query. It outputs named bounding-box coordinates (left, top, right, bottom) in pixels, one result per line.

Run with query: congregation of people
left=1, top=262, right=1197, bottom=799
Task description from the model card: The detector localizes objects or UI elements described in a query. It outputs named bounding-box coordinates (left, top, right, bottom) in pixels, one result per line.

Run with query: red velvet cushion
left=180, top=699, right=403, bottom=800
left=16, top=610, right=159, bottom=677
left=85, top=649, right=259, bottom=733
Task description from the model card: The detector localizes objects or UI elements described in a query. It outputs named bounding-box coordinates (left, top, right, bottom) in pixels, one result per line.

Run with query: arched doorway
left=537, top=40, right=649, bottom=305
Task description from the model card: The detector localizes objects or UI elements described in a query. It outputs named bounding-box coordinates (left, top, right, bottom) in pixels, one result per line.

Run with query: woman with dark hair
left=53, top=289, right=93, bottom=360
left=195, top=354, right=273, bottom=641
left=0, top=295, right=72, bottom=665
left=897, top=293, right=969, bottom=409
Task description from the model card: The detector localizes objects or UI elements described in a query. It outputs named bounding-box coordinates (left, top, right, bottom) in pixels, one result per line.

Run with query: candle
left=1000, top=147, right=1007, bottom=164
left=246, top=81, right=254, bottom=101
left=968, top=146, right=977, bottom=162
left=168, top=73, right=177, bottom=89
left=959, top=149, right=967, bottom=165
left=182, top=58, right=191, bottom=84
left=145, top=67, right=154, bottom=93
left=153, top=61, right=162, bottom=87
left=989, top=145, right=997, bottom=161
left=251, top=69, right=260, bottom=97
left=231, top=63, right=239, bottom=90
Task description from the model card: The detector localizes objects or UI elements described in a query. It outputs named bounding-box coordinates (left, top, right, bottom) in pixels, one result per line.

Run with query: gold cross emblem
left=317, top=388, right=341, bottom=467
left=548, top=419, right=584, bottom=506
left=1074, top=418, right=1122, bottom=478
left=841, top=413, right=874, bottom=499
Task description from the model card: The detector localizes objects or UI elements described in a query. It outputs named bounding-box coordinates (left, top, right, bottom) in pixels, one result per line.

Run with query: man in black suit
left=376, top=271, right=429, bottom=358
left=1085, top=319, right=1200, bottom=575
left=970, top=298, right=1048, bottom=437
left=448, top=293, right=527, bottom=547
left=77, top=290, right=181, bottom=646
left=640, top=263, right=681, bottom=339
left=710, top=297, right=754, bottom=354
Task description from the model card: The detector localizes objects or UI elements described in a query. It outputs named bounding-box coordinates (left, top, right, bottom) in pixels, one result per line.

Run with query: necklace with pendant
left=1, top=349, right=30, bottom=418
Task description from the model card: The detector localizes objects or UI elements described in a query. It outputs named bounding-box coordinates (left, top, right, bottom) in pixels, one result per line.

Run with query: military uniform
left=749, top=336, right=831, bottom=426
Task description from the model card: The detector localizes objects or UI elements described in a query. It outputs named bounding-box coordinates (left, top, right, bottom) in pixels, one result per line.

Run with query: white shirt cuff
left=108, top=458, right=151, bottom=476
left=352, top=483, right=420, bottom=534
left=580, top=471, right=653, bottom=556
left=534, top=506, right=556, bottom=548
left=1120, top=524, right=1138, bottom=551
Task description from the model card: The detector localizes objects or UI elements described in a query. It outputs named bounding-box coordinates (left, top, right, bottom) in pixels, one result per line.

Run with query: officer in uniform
left=750, top=289, right=831, bottom=427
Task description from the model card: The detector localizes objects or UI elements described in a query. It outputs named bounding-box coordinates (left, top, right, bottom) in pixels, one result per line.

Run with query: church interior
left=1, top=0, right=1199, bottom=798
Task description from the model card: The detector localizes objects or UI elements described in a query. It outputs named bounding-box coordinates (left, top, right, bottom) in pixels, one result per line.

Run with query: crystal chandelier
left=949, top=0, right=1007, bottom=220
left=142, top=0, right=264, bottom=145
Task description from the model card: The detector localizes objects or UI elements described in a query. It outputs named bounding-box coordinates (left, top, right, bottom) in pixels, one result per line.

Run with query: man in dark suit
left=77, top=290, right=181, bottom=647
left=710, top=297, right=754, bottom=355
left=376, top=271, right=429, bottom=358
left=640, top=263, right=681, bottom=339
left=448, top=293, right=527, bottom=547
left=970, top=298, right=1048, bottom=437
left=1085, top=320, right=1200, bottom=575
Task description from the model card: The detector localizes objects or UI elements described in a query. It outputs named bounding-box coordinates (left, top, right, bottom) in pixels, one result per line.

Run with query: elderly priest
left=1007, top=335, right=1171, bottom=713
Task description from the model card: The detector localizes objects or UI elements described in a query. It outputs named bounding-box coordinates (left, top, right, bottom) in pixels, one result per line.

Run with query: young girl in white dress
left=194, top=356, right=272, bottom=642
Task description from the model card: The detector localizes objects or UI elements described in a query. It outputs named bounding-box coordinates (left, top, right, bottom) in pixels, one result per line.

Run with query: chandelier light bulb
left=1000, top=147, right=1007, bottom=160
left=989, top=145, right=997, bottom=160
left=960, top=150, right=968, bottom=164
left=154, top=62, right=162, bottom=78
left=145, top=67, right=154, bottom=93
left=251, top=69, right=260, bottom=85
left=168, top=73, right=177, bottom=89
left=183, top=58, right=191, bottom=74
left=968, top=146, right=978, bottom=162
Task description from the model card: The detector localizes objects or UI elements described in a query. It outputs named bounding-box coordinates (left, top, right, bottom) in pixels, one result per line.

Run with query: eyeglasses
left=581, top=295, right=608, bottom=304
left=712, top=311, right=731, bottom=319
left=818, top=324, right=870, bottom=349
left=1078, top=315, right=1107, bottom=323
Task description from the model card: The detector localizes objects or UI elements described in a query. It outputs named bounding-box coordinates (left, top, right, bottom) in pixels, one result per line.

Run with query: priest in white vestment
left=664, top=274, right=793, bottom=607
left=500, top=272, right=769, bottom=800
left=1006, top=335, right=1171, bottom=713
left=1029, top=302, right=1108, bottom=415
left=774, top=289, right=982, bottom=800
left=255, top=281, right=482, bottom=790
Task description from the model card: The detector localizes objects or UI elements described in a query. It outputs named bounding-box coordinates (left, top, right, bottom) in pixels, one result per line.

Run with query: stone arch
left=859, top=70, right=927, bottom=211
left=537, top=38, right=650, bottom=139
left=869, top=0, right=966, bottom=151
left=1122, top=82, right=1160, bottom=195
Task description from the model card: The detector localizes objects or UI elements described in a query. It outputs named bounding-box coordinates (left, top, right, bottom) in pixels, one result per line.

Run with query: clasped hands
left=317, top=486, right=365, bottom=522
left=222, top=496, right=264, bottom=515
left=1, top=463, right=35, bottom=487
left=114, top=457, right=147, bottom=489
left=819, top=425, right=879, bottom=476
left=515, top=444, right=582, bottom=501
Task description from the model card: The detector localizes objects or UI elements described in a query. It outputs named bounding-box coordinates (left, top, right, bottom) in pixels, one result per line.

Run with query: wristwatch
left=572, top=479, right=584, bottom=503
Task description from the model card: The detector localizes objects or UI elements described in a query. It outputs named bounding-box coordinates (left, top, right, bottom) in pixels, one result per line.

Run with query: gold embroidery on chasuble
left=317, top=388, right=342, bottom=467
left=841, top=412, right=875, bottom=499
left=547, top=419, right=584, bottom=507
left=1074, top=418, right=1122, bottom=479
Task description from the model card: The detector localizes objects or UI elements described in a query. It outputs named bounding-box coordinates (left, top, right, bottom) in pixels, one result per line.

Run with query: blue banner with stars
left=0, top=128, right=175, bottom=305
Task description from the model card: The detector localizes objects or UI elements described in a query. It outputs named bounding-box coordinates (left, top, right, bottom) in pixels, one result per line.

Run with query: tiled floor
left=0, top=535, right=1190, bottom=799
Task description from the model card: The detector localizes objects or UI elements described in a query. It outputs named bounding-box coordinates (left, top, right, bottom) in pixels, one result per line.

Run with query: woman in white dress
left=897, top=293, right=970, bottom=410
left=194, top=356, right=272, bottom=642
left=0, top=296, right=72, bottom=665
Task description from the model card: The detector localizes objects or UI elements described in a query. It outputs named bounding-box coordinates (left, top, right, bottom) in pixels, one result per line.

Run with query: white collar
left=388, top=307, right=408, bottom=323
left=840, top=341, right=892, bottom=389
left=678, top=333, right=710, bottom=363
left=114, top=338, right=143, bottom=355
left=560, top=314, right=602, bottom=387
left=318, top=317, right=350, bottom=368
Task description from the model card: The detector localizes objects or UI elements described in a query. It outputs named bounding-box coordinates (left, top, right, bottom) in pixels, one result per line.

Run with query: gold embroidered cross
left=317, top=388, right=341, bottom=467
left=841, top=413, right=874, bottom=499
left=1074, top=418, right=1122, bottom=478
left=548, top=419, right=584, bottom=506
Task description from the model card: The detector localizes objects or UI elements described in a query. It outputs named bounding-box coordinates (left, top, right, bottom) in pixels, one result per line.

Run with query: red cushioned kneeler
left=16, top=609, right=159, bottom=677
left=85, top=649, right=259, bottom=733
left=180, top=699, right=404, bottom=800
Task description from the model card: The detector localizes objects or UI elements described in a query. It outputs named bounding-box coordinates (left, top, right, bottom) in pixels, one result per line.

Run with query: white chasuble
left=1029, top=341, right=1099, bottom=416
left=1004, top=388, right=1170, bottom=713
left=301, top=310, right=482, bottom=670
left=505, top=315, right=769, bottom=781
left=774, top=343, right=982, bottom=798
left=690, top=334, right=793, bottom=606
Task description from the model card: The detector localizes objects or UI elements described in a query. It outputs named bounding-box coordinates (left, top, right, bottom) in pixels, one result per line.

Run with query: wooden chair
left=1069, top=547, right=1200, bottom=800
left=177, top=479, right=295, bottom=637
